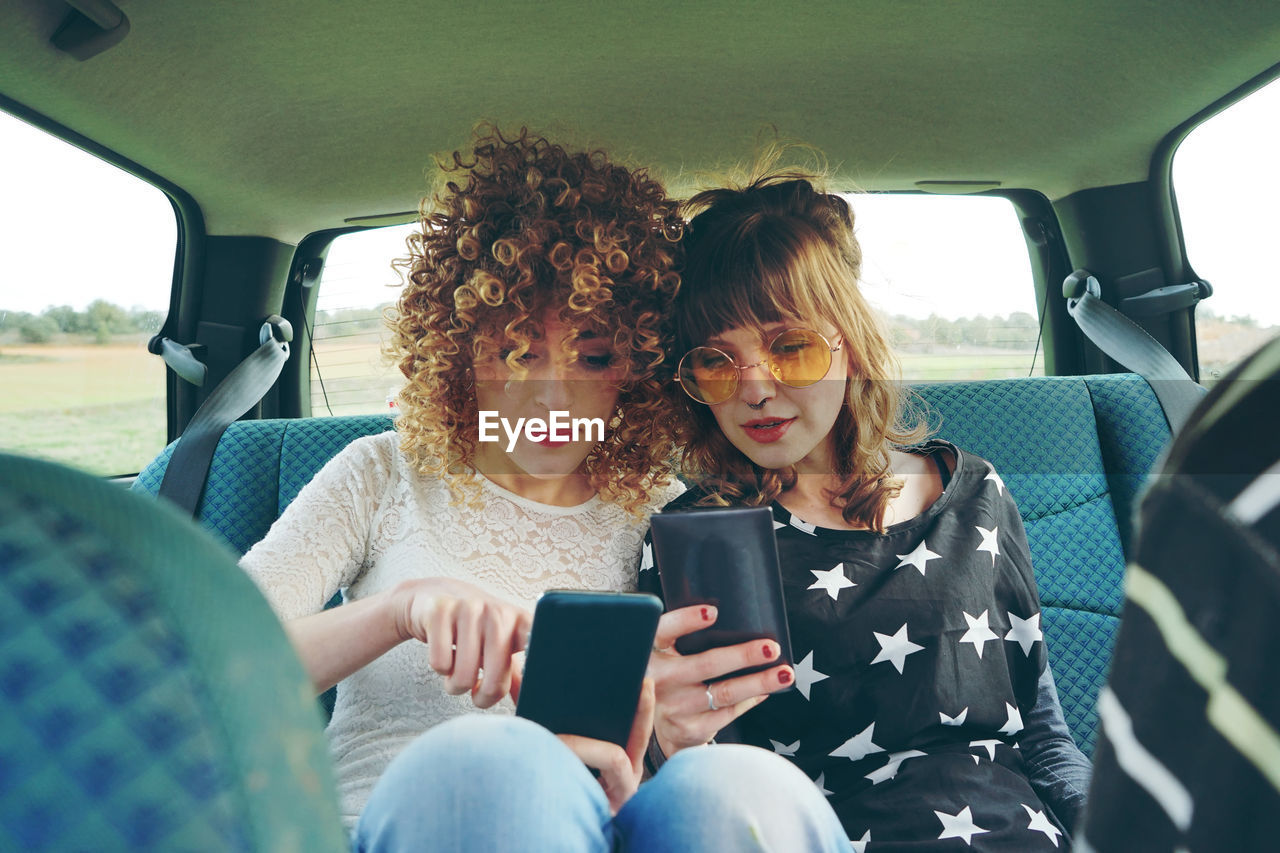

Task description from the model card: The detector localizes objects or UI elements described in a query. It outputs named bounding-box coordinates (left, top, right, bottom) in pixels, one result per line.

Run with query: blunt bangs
left=676, top=211, right=849, bottom=352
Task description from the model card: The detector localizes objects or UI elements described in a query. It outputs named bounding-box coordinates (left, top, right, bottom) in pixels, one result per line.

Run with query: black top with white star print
left=641, top=441, right=1068, bottom=849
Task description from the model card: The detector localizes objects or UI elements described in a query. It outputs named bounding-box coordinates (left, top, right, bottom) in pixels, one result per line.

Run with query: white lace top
left=239, top=431, right=683, bottom=828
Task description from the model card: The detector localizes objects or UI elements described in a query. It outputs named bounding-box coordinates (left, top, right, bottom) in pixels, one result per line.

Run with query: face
left=472, top=314, right=623, bottom=481
left=700, top=318, right=848, bottom=475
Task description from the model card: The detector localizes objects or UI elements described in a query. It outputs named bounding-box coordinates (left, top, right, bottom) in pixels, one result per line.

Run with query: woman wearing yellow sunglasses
left=642, top=169, right=1091, bottom=850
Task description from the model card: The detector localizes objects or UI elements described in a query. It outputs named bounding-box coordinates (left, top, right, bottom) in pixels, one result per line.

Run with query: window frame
left=0, top=94, right=200, bottom=472
left=1153, top=66, right=1280, bottom=380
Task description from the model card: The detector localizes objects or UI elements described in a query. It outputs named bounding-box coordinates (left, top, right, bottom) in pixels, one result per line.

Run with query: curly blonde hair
left=389, top=126, right=685, bottom=510
left=675, top=168, right=929, bottom=531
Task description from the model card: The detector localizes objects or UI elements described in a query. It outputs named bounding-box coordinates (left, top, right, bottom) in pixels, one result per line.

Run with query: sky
left=2, top=80, right=1277, bottom=327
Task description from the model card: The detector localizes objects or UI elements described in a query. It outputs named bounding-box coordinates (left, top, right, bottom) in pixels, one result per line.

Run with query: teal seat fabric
left=0, top=453, right=347, bottom=852
left=131, top=375, right=1170, bottom=757
left=132, top=414, right=395, bottom=556
left=914, top=374, right=1169, bottom=754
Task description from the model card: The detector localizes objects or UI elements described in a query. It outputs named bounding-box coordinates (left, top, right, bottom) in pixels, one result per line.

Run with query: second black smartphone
left=649, top=506, right=794, bottom=678
left=515, top=590, right=662, bottom=748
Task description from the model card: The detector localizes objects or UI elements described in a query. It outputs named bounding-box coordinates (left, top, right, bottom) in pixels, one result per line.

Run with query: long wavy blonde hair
left=389, top=126, right=685, bottom=510
left=675, top=168, right=929, bottom=530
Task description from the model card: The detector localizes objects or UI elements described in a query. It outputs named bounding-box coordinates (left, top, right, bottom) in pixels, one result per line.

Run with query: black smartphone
left=649, top=506, right=794, bottom=678
left=515, top=590, right=662, bottom=748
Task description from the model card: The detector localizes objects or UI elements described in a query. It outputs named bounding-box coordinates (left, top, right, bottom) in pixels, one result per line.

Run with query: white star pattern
left=959, top=610, right=999, bottom=658
left=1023, top=804, right=1063, bottom=847
left=772, top=518, right=786, bottom=530
left=769, top=739, right=799, bottom=757
left=999, top=702, right=1024, bottom=736
left=894, top=539, right=942, bottom=576
left=792, top=651, right=829, bottom=700
left=639, top=541, right=654, bottom=571
left=864, top=749, right=927, bottom=784
left=985, top=464, right=1005, bottom=495
left=808, top=563, right=856, bottom=601
left=970, top=739, right=1001, bottom=760
left=1005, top=611, right=1043, bottom=656
left=975, top=525, right=1000, bottom=566
left=940, top=707, right=969, bottom=726
left=935, top=806, right=989, bottom=846
left=851, top=830, right=871, bottom=853
left=871, top=623, right=925, bottom=673
left=813, top=771, right=832, bottom=797
left=790, top=516, right=817, bottom=535
left=830, top=722, right=885, bottom=762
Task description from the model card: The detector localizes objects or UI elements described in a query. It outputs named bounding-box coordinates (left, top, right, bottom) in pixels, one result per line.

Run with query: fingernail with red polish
left=701, top=607, right=713, bottom=622
left=761, top=643, right=776, bottom=659
left=778, top=669, right=793, bottom=685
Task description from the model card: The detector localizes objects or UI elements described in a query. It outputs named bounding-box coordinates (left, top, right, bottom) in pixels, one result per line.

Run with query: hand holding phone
left=515, top=590, right=662, bottom=747
left=514, top=590, right=662, bottom=813
left=555, top=677, right=655, bottom=814
left=649, top=506, right=794, bottom=675
left=648, top=604, right=794, bottom=756
left=647, top=507, right=797, bottom=756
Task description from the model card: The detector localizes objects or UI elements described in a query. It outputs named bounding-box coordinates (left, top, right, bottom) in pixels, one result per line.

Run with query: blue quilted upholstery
left=1083, top=375, right=1169, bottom=556
left=132, top=415, right=393, bottom=556
left=133, top=376, right=1170, bottom=756
left=915, top=374, right=1168, bottom=753
left=0, top=490, right=248, bottom=850
left=1043, top=608, right=1119, bottom=751
left=1, top=453, right=346, bottom=852
left=914, top=378, right=1110, bottom=520
left=279, top=416, right=397, bottom=512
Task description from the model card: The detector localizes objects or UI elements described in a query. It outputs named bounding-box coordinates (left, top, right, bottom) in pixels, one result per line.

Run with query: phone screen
left=514, top=590, right=661, bottom=747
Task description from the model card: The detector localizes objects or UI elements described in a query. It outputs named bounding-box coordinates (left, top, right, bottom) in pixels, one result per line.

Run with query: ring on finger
left=706, top=687, right=719, bottom=712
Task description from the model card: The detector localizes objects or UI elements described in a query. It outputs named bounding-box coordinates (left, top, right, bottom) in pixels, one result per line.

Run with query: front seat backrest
left=0, top=452, right=346, bottom=852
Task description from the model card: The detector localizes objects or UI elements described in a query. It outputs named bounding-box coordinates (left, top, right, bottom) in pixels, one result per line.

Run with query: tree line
left=0, top=301, right=163, bottom=344
left=308, top=305, right=1048, bottom=350
left=308, top=307, right=1045, bottom=350
left=4, top=300, right=1266, bottom=350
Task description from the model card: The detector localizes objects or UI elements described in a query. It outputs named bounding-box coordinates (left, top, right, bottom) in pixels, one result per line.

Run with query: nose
left=736, top=356, right=775, bottom=408
left=529, top=357, right=574, bottom=411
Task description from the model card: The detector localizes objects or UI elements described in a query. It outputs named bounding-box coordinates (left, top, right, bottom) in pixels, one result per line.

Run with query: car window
left=309, top=195, right=1040, bottom=412
left=1172, top=77, right=1280, bottom=381
left=309, top=225, right=412, bottom=416
left=850, top=194, right=1042, bottom=380
left=0, top=110, right=176, bottom=476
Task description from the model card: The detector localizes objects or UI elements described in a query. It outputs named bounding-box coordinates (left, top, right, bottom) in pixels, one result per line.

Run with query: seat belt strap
left=1064, top=270, right=1206, bottom=433
left=157, top=316, right=292, bottom=515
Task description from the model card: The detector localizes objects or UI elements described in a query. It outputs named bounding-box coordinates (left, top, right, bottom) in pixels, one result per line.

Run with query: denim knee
left=398, top=714, right=569, bottom=777
left=616, top=745, right=849, bottom=852
left=355, top=715, right=614, bottom=853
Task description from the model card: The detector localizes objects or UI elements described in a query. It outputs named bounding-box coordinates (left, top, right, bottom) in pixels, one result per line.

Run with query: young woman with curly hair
left=641, top=168, right=1091, bottom=849
left=240, top=128, right=849, bottom=852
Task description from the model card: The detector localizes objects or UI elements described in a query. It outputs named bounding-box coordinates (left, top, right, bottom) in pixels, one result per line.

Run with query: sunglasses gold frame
left=676, top=328, right=842, bottom=405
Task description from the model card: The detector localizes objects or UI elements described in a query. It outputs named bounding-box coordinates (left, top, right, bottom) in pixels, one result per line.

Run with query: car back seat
left=132, top=374, right=1172, bottom=755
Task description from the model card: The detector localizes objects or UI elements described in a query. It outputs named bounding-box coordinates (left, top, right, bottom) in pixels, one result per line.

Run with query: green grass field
left=0, top=338, right=1042, bottom=476
left=899, top=351, right=1043, bottom=380
left=0, top=340, right=165, bottom=475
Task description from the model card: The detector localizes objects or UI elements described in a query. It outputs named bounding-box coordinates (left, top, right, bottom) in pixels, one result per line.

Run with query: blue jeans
left=354, top=715, right=850, bottom=852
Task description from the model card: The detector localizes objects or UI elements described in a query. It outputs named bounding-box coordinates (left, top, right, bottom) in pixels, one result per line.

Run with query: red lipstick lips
left=742, top=417, right=795, bottom=443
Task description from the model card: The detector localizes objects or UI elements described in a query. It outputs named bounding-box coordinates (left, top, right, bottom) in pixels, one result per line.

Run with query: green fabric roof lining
left=0, top=0, right=1278, bottom=241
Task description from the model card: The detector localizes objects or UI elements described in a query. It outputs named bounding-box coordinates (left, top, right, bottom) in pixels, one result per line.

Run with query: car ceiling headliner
left=2, top=0, right=1278, bottom=242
